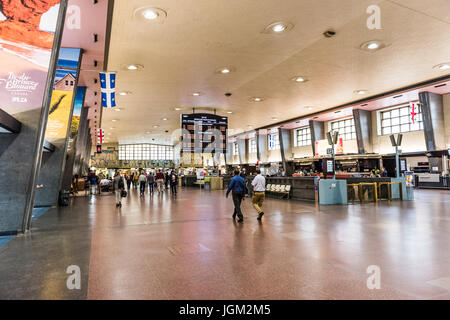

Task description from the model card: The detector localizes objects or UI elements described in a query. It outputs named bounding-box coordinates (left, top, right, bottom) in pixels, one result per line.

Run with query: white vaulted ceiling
left=104, top=0, right=450, bottom=145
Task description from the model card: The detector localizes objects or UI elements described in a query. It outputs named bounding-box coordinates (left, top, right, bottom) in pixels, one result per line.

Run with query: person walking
left=113, top=171, right=125, bottom=208
left=226, top=170, right=247, bottom=223
left=165, top=171, right=170, bottom=191
left=139, top=171, right=147, bottom=196
left=155, top=169, right=165, bottom=194
left=147, top=171, right=155, bottom=194
left=133, top=171, right=139, bottom=189
left=251, top=169, right=266, bottom=220
left=126, top=173, right=132, bottom=191
left=170, top=171, right=178, bottom=195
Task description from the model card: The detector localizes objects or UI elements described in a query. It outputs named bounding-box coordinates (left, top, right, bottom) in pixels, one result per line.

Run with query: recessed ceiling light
left=119, top=91, right=131, bottom=96
left=354, top=90, right=368, bottom=95
left=110, top=127, right=115, bottom=129
left=174, top=107, right=181, bottom=111
left=126, top=64, right=143, bottom=71
left=143, top=9, right=158, bottom=20
left=112, top=119, right=118, bottom=122
left=192, top=92, right=201, bottom=96
left=162, top=118, right=168, bottom=121
left=114, top=108, right=121, bottom=112
left=292, top=76, right=307, bottom=83
left=227, top=111, right=233, bottom=114
left=272, top=24, right=286, bottom=33
left=153, top=125, right=159, bottom=128
left=252, top=97, right=263, bottom=102
left=263, top=21, right=294, bottom=34
left=360, top=40, right=385, bottom=52
left=305, top=106, right=313, bottom=110
left=272, top=117, right=278, bottom=121
left=216, top=66, right=235, bottom=74
left=434, top=63, right=450, bottom=71
left=134, top=6, right=167, bottom=21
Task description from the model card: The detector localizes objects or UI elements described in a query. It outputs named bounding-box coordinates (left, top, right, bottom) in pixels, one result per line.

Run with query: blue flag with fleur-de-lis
left=99, top=72, right=116, bottom=108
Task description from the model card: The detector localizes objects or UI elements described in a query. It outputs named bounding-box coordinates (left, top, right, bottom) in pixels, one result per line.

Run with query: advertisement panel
left=45, top=47, right=81, bottom=141
left=0, top=0, right=63, bottom=115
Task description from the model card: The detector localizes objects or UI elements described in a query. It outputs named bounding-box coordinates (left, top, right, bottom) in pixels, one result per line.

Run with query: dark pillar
left=419, top=92, right=446, bottom=151
left=256, top=130, right=268, bottom=163
left=278, top=128, right=293, bottom=174
left=309, top=120, right=325, bottom=156
left=353, top=109, right=373, bottom=154
left=237, top=138, right=247, bottom=164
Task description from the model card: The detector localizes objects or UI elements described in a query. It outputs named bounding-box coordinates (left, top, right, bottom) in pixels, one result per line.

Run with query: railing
left=378, top=182, right=403, bottom=201
left=347, top=183, right=378, bottom=202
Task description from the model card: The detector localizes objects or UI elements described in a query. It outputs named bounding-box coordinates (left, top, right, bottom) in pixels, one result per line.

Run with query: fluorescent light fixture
left=354, top=90, right=368, bottom=95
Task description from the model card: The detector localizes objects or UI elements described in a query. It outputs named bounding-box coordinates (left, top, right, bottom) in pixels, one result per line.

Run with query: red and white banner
left=97, top=128, right=104, bottom=144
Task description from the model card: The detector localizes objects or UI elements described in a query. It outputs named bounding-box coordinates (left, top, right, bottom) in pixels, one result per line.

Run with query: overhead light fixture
left=114, top=108, right=121, bottom=112
left=174, top=107, right=181, bottom=111
left=192, top=92, right=201, bottom=96
left=112, top=119, right=118, bottom=122
left=126, top=64, right=144, bottom=71
left=119, top=91, right=131, bottom=96
left=272, top=117, right=278, bottom=121
left=434, top=63, right=450, bottom=71
left=251, top=97, right=264, bottom=102
left=354, top=90, right=368, bottom=95
left=227, top=111, right=233, bottom=114
left=360, top=40, right=385, bottom=52
left=134, top=6, right=167, bottom=21
left=216, top=66, right=235, bottom=74
left=292, top=76, right=307, bottom=83
left=110, top=127, right=115, bottom=129
left=162, top=118, right=168, bottom=121
left=263, top=21, right=294, bottom=34
left=305, top=106, right=313, bottom=110
left=153, top=125, right=159, bottom=128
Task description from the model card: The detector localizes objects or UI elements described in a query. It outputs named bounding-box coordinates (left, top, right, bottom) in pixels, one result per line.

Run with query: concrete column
left=353, top=109, right=373, bottom=154
left=419, top=92, right=446, bottom=151
left=237, top=138, right=247, bottom=164
left=309, top=120, right=325, bottom=156
left=256, top=130, right=268, bottom=163
left=278, top=128, right=293, bottom=174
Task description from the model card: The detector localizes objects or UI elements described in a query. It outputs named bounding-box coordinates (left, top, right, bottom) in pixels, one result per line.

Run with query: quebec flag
left=99, top=72, right=116, bottom=108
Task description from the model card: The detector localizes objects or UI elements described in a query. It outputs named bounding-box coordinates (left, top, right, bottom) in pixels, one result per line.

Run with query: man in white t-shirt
left=251, top=169, right=266, bottom=220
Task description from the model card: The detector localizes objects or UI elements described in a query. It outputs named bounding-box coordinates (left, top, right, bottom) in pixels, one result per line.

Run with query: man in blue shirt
left=226, top=170, right=247, bottom=223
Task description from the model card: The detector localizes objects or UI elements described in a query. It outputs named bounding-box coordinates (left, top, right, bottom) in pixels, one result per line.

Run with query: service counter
left=415, top=174, right=450, bottom=190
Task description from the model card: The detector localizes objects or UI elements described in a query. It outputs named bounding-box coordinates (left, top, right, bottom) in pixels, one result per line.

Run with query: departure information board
left=181, top=113, right=228, bottom=153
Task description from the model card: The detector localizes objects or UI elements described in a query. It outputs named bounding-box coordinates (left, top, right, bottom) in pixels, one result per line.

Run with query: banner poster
left=44, top=47, right=82, bottom=142
left=67, top=86, right=86, bottom=151
left=0, top=0, right=63, bottom=115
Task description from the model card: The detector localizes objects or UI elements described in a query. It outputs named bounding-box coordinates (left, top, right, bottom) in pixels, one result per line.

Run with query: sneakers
left=257, top=212, right=264, bottom=220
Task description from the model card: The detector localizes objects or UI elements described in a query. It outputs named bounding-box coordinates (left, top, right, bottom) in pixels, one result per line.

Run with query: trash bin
left=59, top=190, right=70, bottom=207
left=204, top=177, right=211, bottom=191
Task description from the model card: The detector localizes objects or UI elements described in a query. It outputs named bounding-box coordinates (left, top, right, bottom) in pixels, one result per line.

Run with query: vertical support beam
left=237, top=138, right=247, bottom=165
left=225, top=141, right=234, bottom=164
left=419, top=92, right=445, bottom=151
left=278, top=128, right=293, bottom=175
left=353, top=109, right=373, bottom=154
left=309, top=120, right=325, bottom=156
left=256, top=130, right=268, bottom=164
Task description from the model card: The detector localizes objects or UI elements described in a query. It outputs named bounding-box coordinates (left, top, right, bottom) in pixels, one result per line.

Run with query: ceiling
left=104, top=0, right=450, bottom=145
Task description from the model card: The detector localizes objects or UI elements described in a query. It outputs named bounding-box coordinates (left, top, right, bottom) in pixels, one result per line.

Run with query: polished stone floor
left=1, top=187, right=450, bottom=300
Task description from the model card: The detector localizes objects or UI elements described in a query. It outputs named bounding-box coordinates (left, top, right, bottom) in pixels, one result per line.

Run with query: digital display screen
left=181, top=113, right=228, bottom=153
